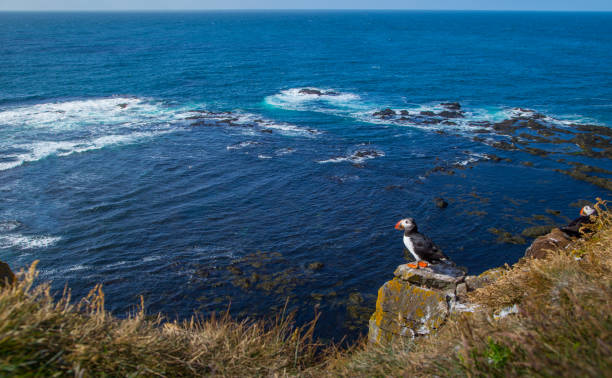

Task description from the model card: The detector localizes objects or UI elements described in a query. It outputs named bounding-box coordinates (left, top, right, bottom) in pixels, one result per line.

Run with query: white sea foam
left=0, top=97, right=189, bottom=172
left=65, top=264, right=89, bottom=272
left=0, top=233, right=61, bottom=250
left=275, top=148, right=296, bottom=155
left=104, top=260, right=128, bottom=269
left=456, top=153, right=491, bottom=166
left=318, top=148, right=385, bottom=164
left=188, top=111, right=319, bottom=137
left=226, top=141, right=260, bottom=150
left=265, top=87, right=362, bottom=112
left=0, top=220, right=21, bottom=232
left=233, top=113, right=321, bottom=136
left=142, top=255, right=163, bottom=263
left=0, top=131, right=165, bottom=171
left=0, top=97, right=181, bottom=131
left=266, top=89, right=599, bottom=137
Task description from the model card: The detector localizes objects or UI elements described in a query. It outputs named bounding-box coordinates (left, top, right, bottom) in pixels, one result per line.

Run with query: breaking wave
left=265, top=88, right=599, bottom=136
left=264, top=87, right=362, bottom=113
left=0, top=96, right=315, bottom=172
left=0, top=233, right=61, bottom=250
left=318, top=146, right=385, bottom=164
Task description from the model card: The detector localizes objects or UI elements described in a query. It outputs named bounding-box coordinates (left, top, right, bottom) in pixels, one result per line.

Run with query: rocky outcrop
left=368, top=262, right=467, bottom=344
left=0, top=260, right=15, bottom=286
left=434, top=197, right=448, bottom=209
left=524, top=228, right=572, bottom=259
left=298, top=88, right=339, bottom=96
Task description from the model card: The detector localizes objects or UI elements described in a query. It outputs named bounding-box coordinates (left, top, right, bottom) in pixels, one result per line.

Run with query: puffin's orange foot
left=418, top=261, right=428, bottom=268
left=407, top=263, right=418, bottom=269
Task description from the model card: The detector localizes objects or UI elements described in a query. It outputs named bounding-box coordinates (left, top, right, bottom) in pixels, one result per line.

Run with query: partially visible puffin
left=395, top=218, right=448, bottom=268
left=561, top=205, right=596, bottom=237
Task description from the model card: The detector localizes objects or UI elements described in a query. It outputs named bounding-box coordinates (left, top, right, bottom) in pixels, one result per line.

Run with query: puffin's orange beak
left=395, top=220, right=403, bottom=230
left=580, top=208, right=586, bottom=216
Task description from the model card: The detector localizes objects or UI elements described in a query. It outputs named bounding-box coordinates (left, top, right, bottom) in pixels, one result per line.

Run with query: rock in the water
left=440, top=102, right=461, bottom=110
left=524, top=227, right=572, bottom=259
left=0, top=260, right=15, bottom=286
left=372, top=108, right=396, bottom=118
left=434, top=197, right=448, bottom=209
left=307, top=262, right=324, bottom=271
left=420, top=110, right=436, bottom=116
left=368, top=262, right=466, bottom=344
left=298, top=88, right=338, bottom=96
left=438, top=110, right=463, bottom=119
left=298, top=88, right=324, bottom=95
left=521, top=225, right=555, bottom=239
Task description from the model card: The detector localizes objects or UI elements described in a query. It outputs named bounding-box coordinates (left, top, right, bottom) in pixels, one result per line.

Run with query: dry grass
left=0, top=263, right=324, bottom=376
left=320, top=200, right=612, bottom=377
left=2, top=201, right=612, bottom=376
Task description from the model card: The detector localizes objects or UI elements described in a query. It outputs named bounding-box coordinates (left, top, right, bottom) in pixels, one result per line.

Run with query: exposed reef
left=373, top=103, right=612, bottom=192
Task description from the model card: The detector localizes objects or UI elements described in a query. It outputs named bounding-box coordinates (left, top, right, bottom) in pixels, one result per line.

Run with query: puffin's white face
left=581, top=205, right=595, bottom=216
left=394, top=218, right=416, bottom=231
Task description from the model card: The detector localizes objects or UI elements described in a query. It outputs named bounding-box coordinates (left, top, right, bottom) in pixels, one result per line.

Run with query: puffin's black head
left=394, top=218, right=417, bottom=233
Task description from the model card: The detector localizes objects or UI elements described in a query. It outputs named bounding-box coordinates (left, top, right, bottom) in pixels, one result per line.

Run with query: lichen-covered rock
left=394, top=263, right=465, bottom=291
left=369, top=263, right=466, bottom=344
left=524, top=227, right=572, bottom=259
left=369, top=278, right=448, bottom=343
left=0, top=260, right=15, bottom=286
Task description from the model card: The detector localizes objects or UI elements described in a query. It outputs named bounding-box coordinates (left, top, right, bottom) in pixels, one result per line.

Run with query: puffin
left=561, top=205, right=595, bottom=237
left=395, top=218, right=448, bottom=268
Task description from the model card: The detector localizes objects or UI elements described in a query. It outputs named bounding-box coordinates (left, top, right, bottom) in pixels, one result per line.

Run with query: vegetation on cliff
left=0, top=264, right=322, bottom=376
left=1, top=202, right=611, bottom=376
left=325, top=201, right=612, bottom=377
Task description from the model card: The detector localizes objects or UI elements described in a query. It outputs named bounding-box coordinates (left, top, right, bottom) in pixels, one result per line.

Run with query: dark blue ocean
left=1, top=11, right=611, bottom=340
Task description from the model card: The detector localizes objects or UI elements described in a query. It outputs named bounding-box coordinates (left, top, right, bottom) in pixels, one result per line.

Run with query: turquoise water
left=1, top=11, right=611, bottom=339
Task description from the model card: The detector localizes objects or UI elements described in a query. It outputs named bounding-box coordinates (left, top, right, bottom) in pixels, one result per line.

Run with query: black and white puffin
left=395, top=218, right=448, bottom=268
left=561, top=205, right=596, bottom=237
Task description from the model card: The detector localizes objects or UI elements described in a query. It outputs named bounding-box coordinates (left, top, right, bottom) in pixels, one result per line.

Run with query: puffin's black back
left=407, top=230, right=448, bottom=262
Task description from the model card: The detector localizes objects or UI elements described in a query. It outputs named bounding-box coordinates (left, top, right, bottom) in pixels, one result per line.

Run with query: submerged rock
left=372, top=108, right=396, bottom=118
left=521, top=225, right=555, bottom=239
left=434, top=197, right=448, bottom=209
left=488, top=228, right=527, bottom=245
left=307, top=262, right=324, bottom=271
left=440, top=102, right=461, bottom=110
left=298, top=88, right=339, bottom=96
left=438, top=110, right=463, bottom=119
left=368, top=262, right=466, bottom=344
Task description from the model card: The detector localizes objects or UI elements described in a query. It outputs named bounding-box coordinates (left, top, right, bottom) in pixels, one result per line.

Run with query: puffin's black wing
left=561, top=215, right=592, bottom=237
left=411, top=232, right=448, bottom=262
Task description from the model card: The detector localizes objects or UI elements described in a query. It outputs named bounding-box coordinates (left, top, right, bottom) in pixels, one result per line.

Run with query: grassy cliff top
left=1, top=202, right=611, bottom=376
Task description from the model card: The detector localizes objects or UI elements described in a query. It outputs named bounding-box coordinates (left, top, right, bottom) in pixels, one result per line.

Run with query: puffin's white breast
left=403, top=235, right=420, bottom=261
